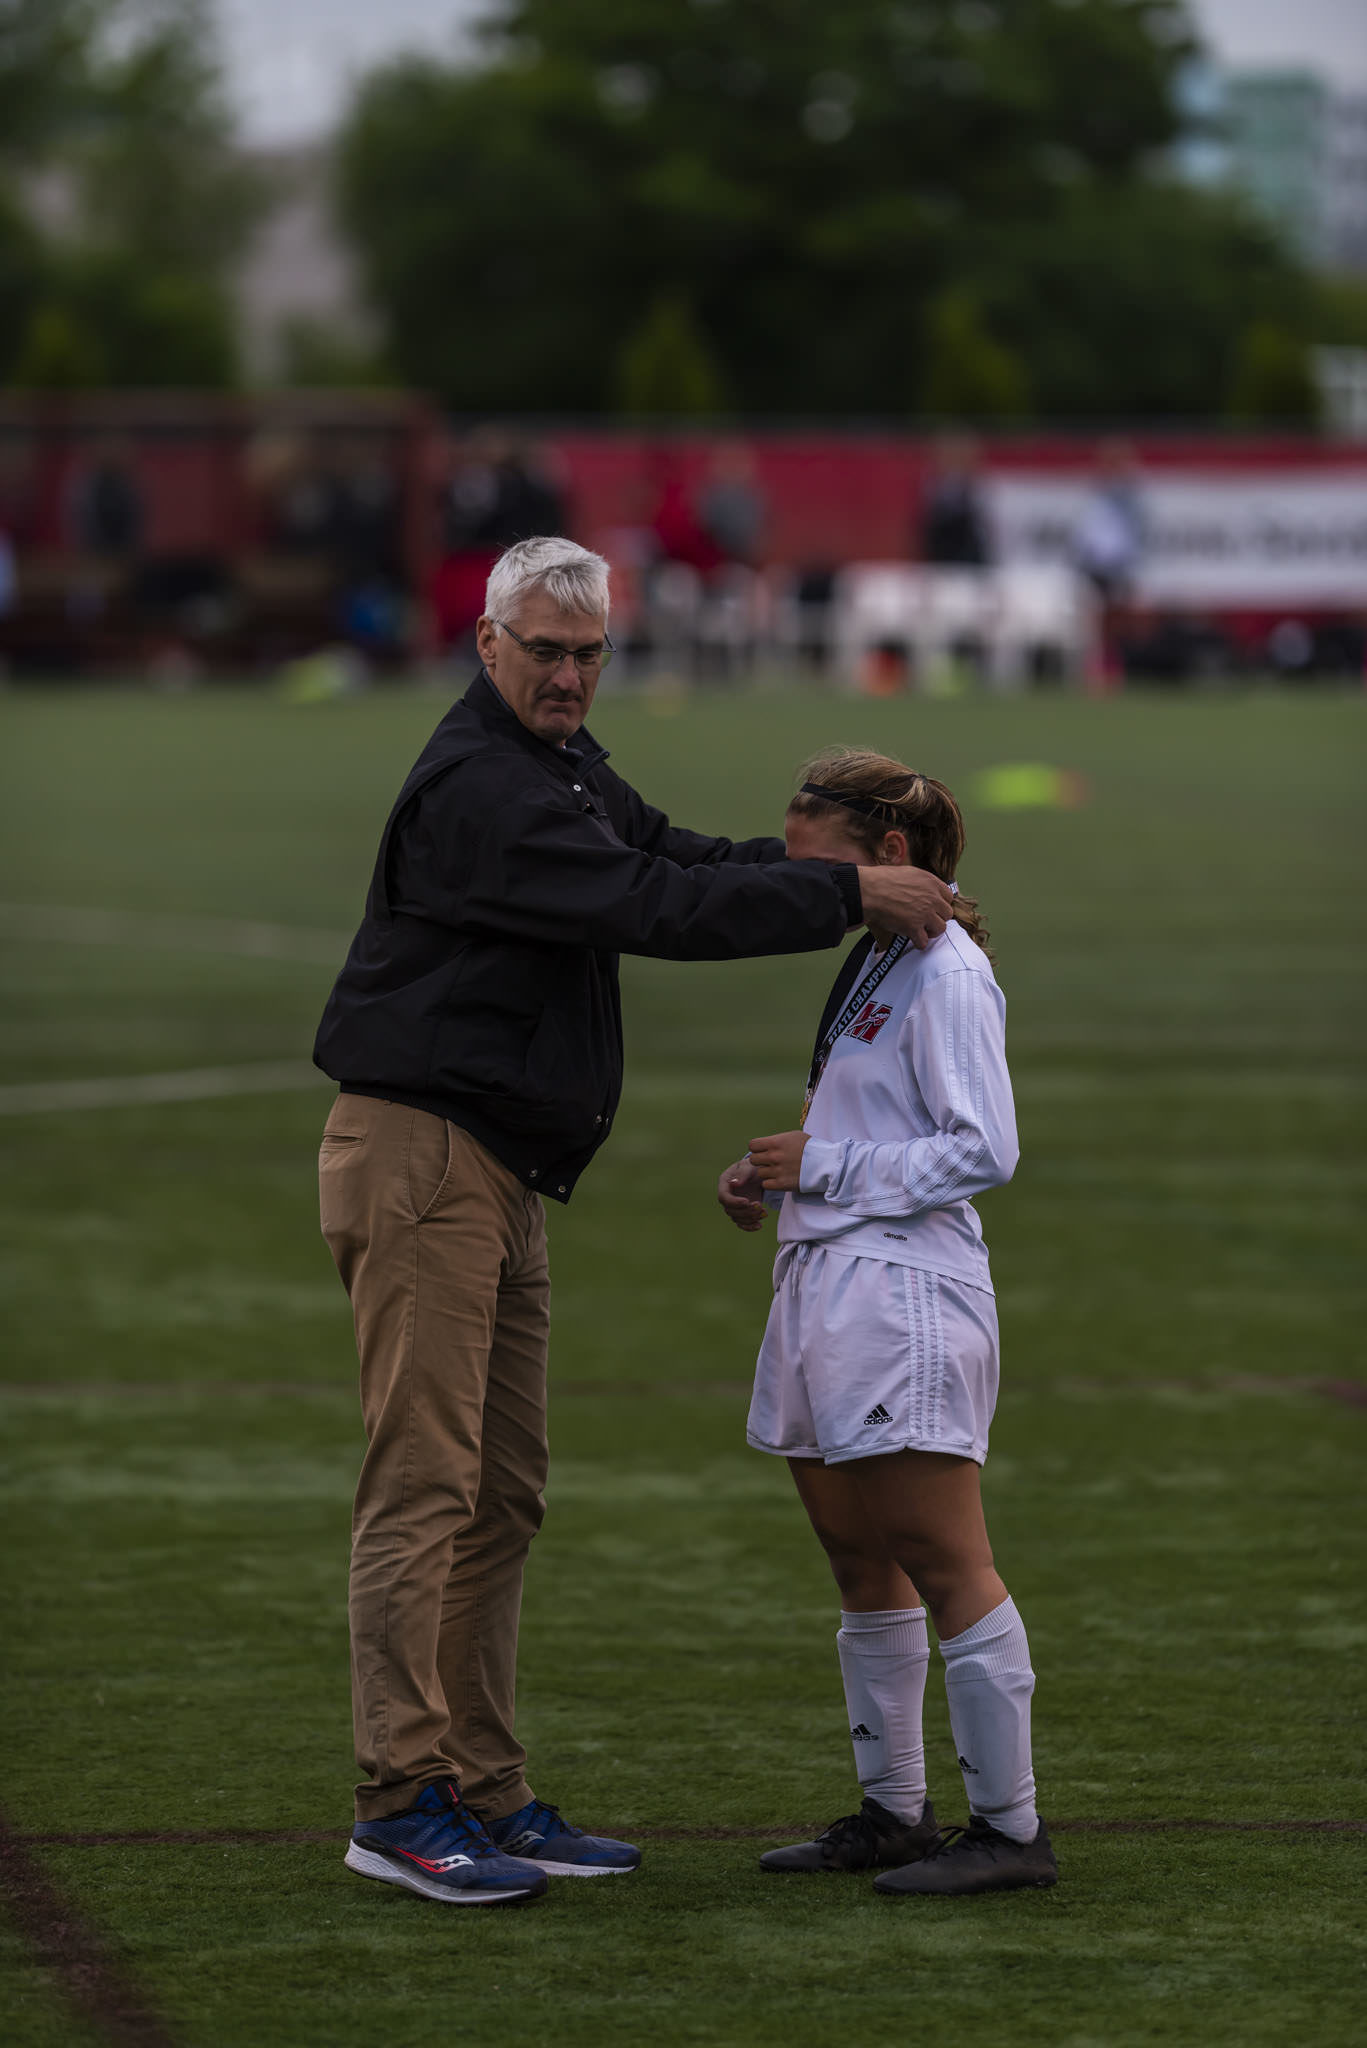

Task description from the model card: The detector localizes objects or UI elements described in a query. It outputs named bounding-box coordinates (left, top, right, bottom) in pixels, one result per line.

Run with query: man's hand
left=717, top=1156, right=769, bottom=1232
left=746, top=1130, right=810, bottom=1193
left=856, top=866, right=953, bottom=949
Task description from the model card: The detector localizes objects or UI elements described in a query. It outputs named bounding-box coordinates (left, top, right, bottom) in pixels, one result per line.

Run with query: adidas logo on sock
left=863, top=1403, right=893, bottom=1426
left=958, top=1754, right=980, bottom=1775
left=850, top=1723, right=876, bottom=1741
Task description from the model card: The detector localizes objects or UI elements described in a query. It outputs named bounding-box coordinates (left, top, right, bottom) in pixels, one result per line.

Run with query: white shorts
left=747, top=1242, right=1000, bottom=1467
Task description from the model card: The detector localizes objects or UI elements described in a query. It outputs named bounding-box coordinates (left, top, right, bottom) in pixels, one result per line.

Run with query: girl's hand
left=717, top=1156, right=769, bottom=1232
left=746, top=1130, right=810, bottom=1192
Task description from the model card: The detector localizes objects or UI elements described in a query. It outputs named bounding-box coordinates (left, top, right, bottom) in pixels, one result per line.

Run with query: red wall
left=547, top=429, right=1367, bottom=568
left=3, top=403, right=1364, bottom=575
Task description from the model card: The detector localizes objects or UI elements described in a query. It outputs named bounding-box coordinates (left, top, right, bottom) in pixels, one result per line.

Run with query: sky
left=214, top=0, right=1367, bottom=147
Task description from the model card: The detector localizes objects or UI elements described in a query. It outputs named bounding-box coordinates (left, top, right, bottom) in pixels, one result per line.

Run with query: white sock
left=939, top=1594, right=1038, bottom=1842
left=835, top=1607, right=930, bottom=1824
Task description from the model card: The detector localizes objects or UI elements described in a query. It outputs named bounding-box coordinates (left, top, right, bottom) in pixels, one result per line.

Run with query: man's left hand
left=747, top=1130, right=810, bottom=1192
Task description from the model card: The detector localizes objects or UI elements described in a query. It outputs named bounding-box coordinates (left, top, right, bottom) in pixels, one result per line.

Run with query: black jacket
left=314, top=672, right=860, bottom=1199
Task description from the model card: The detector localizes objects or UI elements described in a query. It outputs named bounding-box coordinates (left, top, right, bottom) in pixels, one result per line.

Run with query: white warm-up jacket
left=778, top=919, right=1019, bottom=1291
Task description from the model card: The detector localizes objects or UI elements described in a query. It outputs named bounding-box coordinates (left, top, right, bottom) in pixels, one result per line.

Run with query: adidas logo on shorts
left=863, top=1403, right=893, bottom=1426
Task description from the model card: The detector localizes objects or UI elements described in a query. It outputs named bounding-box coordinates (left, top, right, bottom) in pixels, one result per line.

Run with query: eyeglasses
left=496, top=619, right=615, bottom=674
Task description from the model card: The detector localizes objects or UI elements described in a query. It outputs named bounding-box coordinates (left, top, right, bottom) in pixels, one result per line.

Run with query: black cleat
left=760, top=1796, right=939, bottom=1873
left=874, top=1815, right=1058, bottom=1896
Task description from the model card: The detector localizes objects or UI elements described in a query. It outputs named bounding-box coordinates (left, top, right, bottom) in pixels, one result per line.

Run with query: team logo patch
left=847, top=999, right=893, bottom=1044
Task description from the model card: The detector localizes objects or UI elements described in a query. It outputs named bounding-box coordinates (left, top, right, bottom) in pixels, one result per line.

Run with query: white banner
left=987, top=470, right=1367, bottom=606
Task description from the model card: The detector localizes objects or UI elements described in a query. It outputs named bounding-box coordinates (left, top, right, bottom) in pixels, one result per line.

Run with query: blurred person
left=242, top=432, right=360, bottom=664
left=490, top=435, right=566, bottom=545
left=65, top=434, right=146, bottom=623
left=429, top=429, right=502, bottom=653
left=260, top=433, right=343, bottom=558
left=0, top=433, right=39, bottom=554
left=440, top=428, right=566, bottom=555
left=1073, top=441, right=1147, bottom=688
left=68, top=434, right=145, bottom=559
left=242, top=431, right=295, bottom=536
left=1073, top=440, right=1146, bottom=604
left=333, top=435, right=407, bottom=661
left=314, top=538, right=954, bottom=1908
left=917, top=436, right=993, bottom=567
left=646, top=465, right=721, bottom=674
left=431, top=428, right=566, bottom=658
left=695, top=446, right=768, bottom=681
left=716, top=750, right=1056, bottom=1899
left=438, top=425, right=501, bottom=548
left=790, top=565, right=837, bottom=674
left=650, top=466, right=722, bottom=573
left=698, top=442, right=767, bottom=566
left=334, top=434, right=403, bottom=585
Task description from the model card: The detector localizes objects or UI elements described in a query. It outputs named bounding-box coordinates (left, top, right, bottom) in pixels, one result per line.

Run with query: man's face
left=476, top=592, right=609, bottom=745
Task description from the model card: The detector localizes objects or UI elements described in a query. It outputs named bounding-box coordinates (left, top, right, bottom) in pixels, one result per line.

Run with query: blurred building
left=1312, top=344, right=1367, bottom=436
left=1221, top=69, right=1367, bottom=274
left=234, top=145, right=376, bottom=380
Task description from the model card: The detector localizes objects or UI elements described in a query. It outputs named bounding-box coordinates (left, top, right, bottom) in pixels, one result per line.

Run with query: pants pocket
left=320, top=1093, right=372, bottom=1147
left=405, top=1110, right=454, bottom=1222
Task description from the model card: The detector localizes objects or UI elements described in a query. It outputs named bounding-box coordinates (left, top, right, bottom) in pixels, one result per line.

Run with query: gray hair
left=485, top=536, right=611, bottom=624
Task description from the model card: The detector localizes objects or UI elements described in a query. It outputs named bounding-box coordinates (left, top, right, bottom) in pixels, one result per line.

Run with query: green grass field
left=1, top=682, right=1365, bottom=2048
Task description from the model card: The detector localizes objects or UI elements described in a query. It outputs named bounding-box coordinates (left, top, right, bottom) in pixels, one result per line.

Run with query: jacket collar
left=463, top=669, right=610, bottom=774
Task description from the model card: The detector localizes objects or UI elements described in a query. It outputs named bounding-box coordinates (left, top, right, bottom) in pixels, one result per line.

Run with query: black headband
left=798, top=780, right=917, bottom=820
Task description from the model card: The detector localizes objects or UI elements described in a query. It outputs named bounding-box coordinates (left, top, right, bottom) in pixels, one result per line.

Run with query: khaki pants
left=319, top=1094, right=550, bottom=1823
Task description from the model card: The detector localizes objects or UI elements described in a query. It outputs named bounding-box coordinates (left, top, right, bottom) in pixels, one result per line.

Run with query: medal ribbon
left=800, top=933, right=908, bottom=1125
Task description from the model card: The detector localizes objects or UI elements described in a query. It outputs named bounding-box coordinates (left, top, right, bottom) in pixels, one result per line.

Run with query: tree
left=72, top=1, right=264, bottom=280
left=1310, top=274, right=1367, bottom=351
left=919, top=291, right=1030, bottom=420
left=1225, top=321, right=1320, bottom=425
left=0, top=0, right=103, bottom=166
left=335, top=0, right=1320, bottom=420
left=615, top=293, right=728, bottom=415
left=0, top=0, right=262, bottom=387
left=962, top=180, right=1308, bottom=419
left=0, top=187, right=44, bottom=359
left=10, top=302, right=106, bottom=388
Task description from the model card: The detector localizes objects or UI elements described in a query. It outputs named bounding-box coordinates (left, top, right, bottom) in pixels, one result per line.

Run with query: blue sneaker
left=484, top=1797, right=642, bottom=1877
left=345, top=1780, right=548, bottom=1905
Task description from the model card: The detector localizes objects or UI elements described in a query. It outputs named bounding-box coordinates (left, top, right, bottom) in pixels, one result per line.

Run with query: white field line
left=633, top=1070, right=1362, bottom=1103
left=0, top=903, right=350, bottom=966
left=1, top=903, right=1357, bottom=1114
left=1016, top=1071, right=1364, bottom=1101
left=0, top=1061, right=326, bottom=1117
left=632, top=1074, right=795, bottom=1102
left=2, top=1061, right=1359, bottom=1119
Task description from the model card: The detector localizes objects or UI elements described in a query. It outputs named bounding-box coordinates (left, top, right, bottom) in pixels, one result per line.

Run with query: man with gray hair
left=314, top=536, right=952, bottom=1907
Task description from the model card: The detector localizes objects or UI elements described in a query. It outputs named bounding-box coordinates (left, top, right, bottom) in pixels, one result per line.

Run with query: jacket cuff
left=798, top=1137, right=846, bottom=1196
left=830, top=864, right=863, bottom=928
